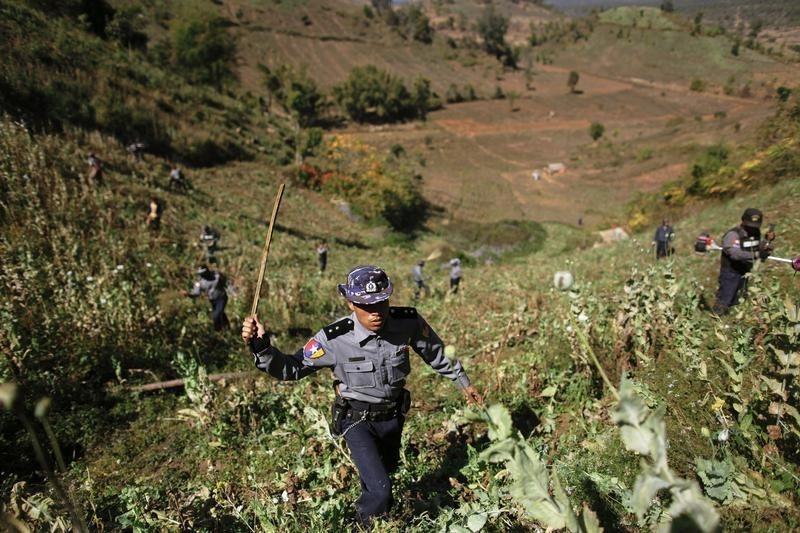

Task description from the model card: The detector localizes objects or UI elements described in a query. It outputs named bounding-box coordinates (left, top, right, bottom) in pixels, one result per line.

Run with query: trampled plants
left=463, top=404, right=602, bottom=532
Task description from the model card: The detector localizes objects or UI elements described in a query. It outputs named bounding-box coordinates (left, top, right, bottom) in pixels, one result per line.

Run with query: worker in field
left=241, top=265, right=483, bottom=528
left=653, top=219, right=675, bottom=259
left=199, top=225, right=220, bottom=263
left=317, top=239, right=329, bottom=273
left=87, top=152, right=103, bottom=185
left=182, top=265, right=230, bottom=331
left=412, top=260, right=428, bottom=301
left=713, top=208, right=774, bottom=316
left=168, top=165, right=188, bottom=191
left=448, top=258, right=462, bottom=294
left=145, top=196, right=162, bottom=232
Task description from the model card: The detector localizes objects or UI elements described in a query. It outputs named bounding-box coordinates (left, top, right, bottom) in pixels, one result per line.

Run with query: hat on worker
left=338, top=265, right=393, bottom=304
left=741, top=208, right=763, bottom=228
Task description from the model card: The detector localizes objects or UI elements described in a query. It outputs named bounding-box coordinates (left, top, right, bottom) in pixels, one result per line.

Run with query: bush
left=690, top=78, right=706, bottom=92
left=170, top=15, right=236, bottom=87
left=334, top=65, right=431, bottom=123
left=589, top=122, right=605, bottom=141
left=394, top=4, right=433, bottom=44
left=322, top=135, right=428, bottom=232
left=446, top=83, right=463, bottom=104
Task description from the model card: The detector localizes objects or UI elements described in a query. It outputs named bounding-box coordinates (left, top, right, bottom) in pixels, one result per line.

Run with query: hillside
left=3, top=109, right=800, bottom=530
left=2, top=1, right=800, bottom=531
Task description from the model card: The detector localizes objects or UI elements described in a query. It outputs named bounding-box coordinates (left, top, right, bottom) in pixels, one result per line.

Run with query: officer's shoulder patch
left=323, top=318, right=354, bottom=340
left=390, top=306, right=418, bottom=319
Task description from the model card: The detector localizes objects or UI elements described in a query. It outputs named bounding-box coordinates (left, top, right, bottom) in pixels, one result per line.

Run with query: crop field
left=2, top=1, right=800, bottom=531
left=343, top=64, right=780, bottom=227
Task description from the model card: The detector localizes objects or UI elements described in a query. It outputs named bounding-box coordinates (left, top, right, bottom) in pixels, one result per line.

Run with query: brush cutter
left=700, top=237, right=800, bottom=271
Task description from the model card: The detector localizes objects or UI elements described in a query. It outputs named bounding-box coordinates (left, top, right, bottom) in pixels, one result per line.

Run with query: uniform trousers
left=342, top=414, right=404, bottom=525
left=450, top=277, right=461, bottom=293
left=715, top=268, right=747, bottom=314
left=209, top=295, right=229, bottom=331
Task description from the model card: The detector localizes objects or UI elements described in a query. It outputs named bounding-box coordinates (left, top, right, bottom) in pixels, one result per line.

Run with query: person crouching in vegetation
left=241, top=265, right=483, bottom=528
left=183, top=265, right=229, bottom=331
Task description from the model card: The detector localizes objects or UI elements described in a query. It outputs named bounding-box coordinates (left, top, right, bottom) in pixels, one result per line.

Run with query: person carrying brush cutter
left=713, top=208, right=775, bottom=316
left=241, top=265, right=483, bottom=528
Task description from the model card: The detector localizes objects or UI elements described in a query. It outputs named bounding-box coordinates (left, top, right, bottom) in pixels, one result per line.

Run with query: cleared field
left=342, top=66, right=780, bottom=227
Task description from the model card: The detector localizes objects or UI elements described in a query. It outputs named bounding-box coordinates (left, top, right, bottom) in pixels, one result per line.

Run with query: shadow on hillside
left=404, top=429, right=487, bottom=521
left=237, top=212, right=370, bottom=249
left=402, top=403, right=543, bottom=520
left=275, top=222, right=370, bottom=249
left=511, top=403, right=540, bottom=439
left=581, top=477, right=627, bottom=533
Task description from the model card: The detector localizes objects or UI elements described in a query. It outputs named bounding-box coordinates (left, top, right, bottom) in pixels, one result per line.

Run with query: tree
left=334, top=65, right=431, bottom=123
left=107, top=6, right=148, bottom=50
left=171, top=15, right=236, bottom=88
left=395, top=5, right=434, bottom=44
left=477, top=6, right=516, bottom=68
left=567, top=71, right=580, bottom=93
left=660, top=1, right=674, bottom=13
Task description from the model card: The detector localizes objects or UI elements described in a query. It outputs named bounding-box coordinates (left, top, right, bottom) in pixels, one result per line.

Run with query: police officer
left=182, top=265, right=229, bottom=331
left=241, top=265, right=483, bottom=527
left=199, top=225, right=220, bottom=263
left=653, top=219, right=675, bottom=259
left=713, top=208, right=774, bottom=316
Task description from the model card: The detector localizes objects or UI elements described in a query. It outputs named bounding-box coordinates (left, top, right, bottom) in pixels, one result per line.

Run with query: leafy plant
left=612, top=376, right=720, bottom=532
left=463, top=404, right=601, bottom=532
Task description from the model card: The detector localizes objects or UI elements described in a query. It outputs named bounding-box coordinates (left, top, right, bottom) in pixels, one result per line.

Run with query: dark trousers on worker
left=450, top=277, right=461, bottom=294
left=210, top=295, right=229, bottom=331
left=656, top=241, right=670, bottom=258
left=342, top=415, right=404, bottom=526
left=714, top=268, right=747, bottom=315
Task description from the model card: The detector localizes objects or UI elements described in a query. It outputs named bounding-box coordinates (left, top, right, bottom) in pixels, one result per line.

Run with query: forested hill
left=2, top=0, right=800, bottom=531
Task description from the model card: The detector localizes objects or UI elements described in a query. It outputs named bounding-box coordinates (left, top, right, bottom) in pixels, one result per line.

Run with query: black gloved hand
left=250, top=334, right=270, bottom=354
left=759, top=242, right=772, bottom=261
left=252, top=334, right=272, bottom=371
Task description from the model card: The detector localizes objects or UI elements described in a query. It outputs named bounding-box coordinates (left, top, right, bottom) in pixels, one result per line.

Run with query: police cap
left=337, top=265, right=393, bottom=304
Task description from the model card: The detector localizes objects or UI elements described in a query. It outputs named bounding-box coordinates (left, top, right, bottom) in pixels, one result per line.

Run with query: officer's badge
left=303, top=339, right=325, bottom=359
left=365, top=280, right=377, bottom=293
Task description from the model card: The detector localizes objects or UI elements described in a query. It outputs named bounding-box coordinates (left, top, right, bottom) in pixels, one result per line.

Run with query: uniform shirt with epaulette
left=720, top=225, right=760, bottom=274
left=253, top=306, right=471, bottom=404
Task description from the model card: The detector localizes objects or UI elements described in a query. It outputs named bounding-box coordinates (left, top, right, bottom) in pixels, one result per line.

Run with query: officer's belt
left=346, top=399, right=398, bottom=413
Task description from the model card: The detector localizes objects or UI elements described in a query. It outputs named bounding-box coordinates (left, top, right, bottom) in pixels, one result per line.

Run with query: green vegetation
left=477, top=5, right=517, bottom=68
left=3, top=1, right=800, bottom=531
left=627, top=87, right=800, bottom=230
left=589, top=122, right=605, bottom=141
left=170, top=14, right=237, bottom=88
left=333, top=65, right=434, bottom=124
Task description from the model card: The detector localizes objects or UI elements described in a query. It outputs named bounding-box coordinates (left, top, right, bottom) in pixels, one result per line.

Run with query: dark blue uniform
left=654, top=223, right=674, bottom=258
left=188, top=267, right=229, bottom=330
left=251, top=306, right=472, bottom=525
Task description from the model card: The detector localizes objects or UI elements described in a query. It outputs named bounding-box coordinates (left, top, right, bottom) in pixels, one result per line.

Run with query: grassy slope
left=69, top=163, right=800, bottom=531
left=2, top=2, right=800, bottom=531
left=4, top=112, right=798, bottom=530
